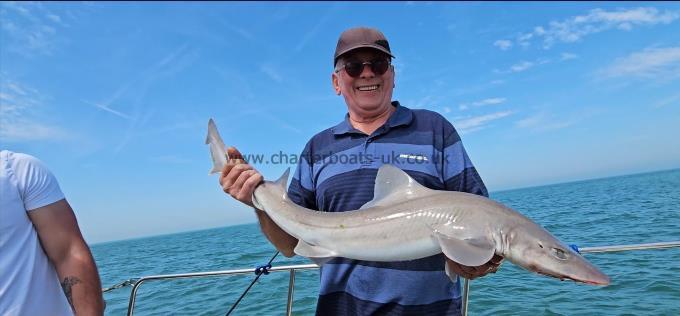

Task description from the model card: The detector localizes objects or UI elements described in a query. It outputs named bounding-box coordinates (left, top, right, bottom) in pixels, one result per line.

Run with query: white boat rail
left=114, top=241, right=680, bottom=316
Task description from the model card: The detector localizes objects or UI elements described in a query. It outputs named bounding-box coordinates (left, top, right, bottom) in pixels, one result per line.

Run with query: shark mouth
left=531, top=267, right=609, bottom=286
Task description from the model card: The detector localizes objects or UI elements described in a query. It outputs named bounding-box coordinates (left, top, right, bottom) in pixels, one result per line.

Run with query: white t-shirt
left=0, top=150, right=73, bottom=316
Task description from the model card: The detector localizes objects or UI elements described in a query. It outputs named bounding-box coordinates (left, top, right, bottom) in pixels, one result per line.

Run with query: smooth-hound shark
left=207, top=118, right=610, bottom=285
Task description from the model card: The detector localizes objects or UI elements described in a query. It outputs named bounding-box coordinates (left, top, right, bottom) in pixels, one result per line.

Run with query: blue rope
left=255, top=263, right=272, bottom=275
left=225, top=251, right=279, bottom=316
left=569, top=244, right=581, bottom=254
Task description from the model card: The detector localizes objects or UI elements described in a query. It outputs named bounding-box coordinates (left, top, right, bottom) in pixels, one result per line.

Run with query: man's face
left=332, top=49, right=394, bottom=114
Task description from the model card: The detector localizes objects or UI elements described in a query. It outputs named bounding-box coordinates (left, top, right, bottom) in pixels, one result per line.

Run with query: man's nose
left=359, top=63, right=375, bottom=78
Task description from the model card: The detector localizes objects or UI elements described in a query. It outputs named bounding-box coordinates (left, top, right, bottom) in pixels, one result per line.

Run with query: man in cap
left=220, top=27, right=502, bottom=315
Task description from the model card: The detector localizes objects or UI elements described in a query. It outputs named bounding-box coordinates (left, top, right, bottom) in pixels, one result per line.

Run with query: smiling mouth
left=357, top=84, right=379, bottom=91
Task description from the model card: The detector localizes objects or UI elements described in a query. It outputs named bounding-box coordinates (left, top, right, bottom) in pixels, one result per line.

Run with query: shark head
left=507, top=227, right=611, bottom=286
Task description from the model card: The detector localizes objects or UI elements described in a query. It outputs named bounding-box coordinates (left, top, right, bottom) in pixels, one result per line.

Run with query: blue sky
left=2, top=2, right=679, bottom=243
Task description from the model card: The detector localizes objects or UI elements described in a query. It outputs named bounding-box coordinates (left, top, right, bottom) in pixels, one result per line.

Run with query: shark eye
left=551, top=248, right=568, bottom=260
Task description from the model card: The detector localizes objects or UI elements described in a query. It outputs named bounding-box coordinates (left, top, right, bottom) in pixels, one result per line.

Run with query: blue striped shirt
left=288, top=102, right=487, bottom=315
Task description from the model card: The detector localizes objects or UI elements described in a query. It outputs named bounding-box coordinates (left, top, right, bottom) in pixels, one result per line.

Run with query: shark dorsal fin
left=360, top=165, right=435, bottom=209
left=274, top=168, right=291, bottom=190
left=253, top=168, right=290, bottom=210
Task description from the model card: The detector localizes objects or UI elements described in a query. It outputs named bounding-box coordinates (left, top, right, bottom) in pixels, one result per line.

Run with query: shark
left=206, top=118, right=610, bottom=285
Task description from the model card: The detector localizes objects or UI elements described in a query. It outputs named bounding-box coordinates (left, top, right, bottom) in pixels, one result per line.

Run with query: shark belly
left=327, top=221, right=441, bottom=261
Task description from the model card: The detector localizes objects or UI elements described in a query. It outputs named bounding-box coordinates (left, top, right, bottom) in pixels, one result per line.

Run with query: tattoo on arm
left=61, top=276, right=82, bottom=311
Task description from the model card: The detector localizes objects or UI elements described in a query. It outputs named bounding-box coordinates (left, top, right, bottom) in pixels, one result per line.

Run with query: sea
left=92, top=169, right=680, bottom=315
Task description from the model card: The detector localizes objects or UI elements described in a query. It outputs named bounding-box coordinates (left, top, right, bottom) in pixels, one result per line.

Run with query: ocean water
left=93, top=169, right=680, bottom=315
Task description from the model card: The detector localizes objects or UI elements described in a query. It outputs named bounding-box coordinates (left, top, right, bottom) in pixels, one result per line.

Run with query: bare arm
left=253, top=209, right=298, bottom=257
left=28, top=199, right=105, bottom=315
left=220, top=147, right=298, bottom=257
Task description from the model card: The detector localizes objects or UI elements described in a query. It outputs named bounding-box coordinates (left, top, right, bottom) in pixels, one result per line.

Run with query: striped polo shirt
left=288, top=101, right=488, bottom=316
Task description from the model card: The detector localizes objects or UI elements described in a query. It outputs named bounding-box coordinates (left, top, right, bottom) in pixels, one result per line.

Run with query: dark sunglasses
left=336, top=58, right=390, bottom=78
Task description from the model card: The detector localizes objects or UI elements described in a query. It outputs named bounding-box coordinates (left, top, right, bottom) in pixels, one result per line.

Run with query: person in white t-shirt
left=0, top=150, right=105, bottom=315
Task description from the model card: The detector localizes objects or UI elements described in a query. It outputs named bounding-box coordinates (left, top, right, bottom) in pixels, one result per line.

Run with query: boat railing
left=114, top=241, right=680, bottom=316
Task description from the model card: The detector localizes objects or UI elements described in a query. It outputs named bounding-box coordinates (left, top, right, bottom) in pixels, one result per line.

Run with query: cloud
left=46, top=13, right=61, bottom=23
left=82, top=100, right=132, bottom=120
left=515, top=112, right=574, bottom=131
left=654, top=94, right=680, bottom=108
left=45, top=11, right=68, bottom=27
left=0, top=120, right=70, bottom=141
left=515, top=113, right=543, bottom=129
left=259, top=64, right=283, bottom=83
left=597, top=46, right=680, bottom=80
left=0, top=78, right=69, bottom=141
left=493, top=40, right=513, bottom=50
left=560, top=53, right=578, bottom=61
left=410, top=95, right=438, bottom=109
left=496, top=57, right=558, bottom=74
left=453, top=111, right=513, bottom=134
left=498, top=7, right=679, bottom=50
left=459, top=97, right=506, bottom=111
left=0, top=2, right=70, bottom=55
left=500, top=61, right=534, bottom=74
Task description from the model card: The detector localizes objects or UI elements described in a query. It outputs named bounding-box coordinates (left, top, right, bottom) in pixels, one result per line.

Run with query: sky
left=2, top=2, right=679, bottom=244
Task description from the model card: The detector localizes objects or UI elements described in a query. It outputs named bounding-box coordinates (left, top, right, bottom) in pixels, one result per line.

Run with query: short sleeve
left=287, top=142, right=318, bottom=210
left=9, top=152, right=65, bottom=211
left=440, top=121, right=489, bottom=197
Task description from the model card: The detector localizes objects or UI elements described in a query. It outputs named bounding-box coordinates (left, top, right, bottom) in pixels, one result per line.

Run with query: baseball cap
left=334, top=27, right=395, bottom=65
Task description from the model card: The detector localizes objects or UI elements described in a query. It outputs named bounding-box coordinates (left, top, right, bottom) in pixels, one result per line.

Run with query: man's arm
left=253, top=209, right=298, bottom=257
left=220, top=147, right=298, bottom=257
left=28, top=199, right=105, bottom=315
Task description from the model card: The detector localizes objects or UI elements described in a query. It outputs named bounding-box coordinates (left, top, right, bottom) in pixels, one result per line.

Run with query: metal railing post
left=579, top=241, right=680, bottom=253
left=286, top=269, right=296, bottom=316
left=461, top=278, right=470, bottom=316
left=127, top=279, right=146, bottom=316
left=124, top=264, right=317, bottom=315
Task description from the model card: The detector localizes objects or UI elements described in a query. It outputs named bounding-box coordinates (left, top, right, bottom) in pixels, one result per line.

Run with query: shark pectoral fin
left=435, top=232, right=496, bottom=267
left=294, top=240, right=336, bottom=266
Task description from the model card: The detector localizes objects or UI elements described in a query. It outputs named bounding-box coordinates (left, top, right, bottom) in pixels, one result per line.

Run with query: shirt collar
left=332, top=101, right=413, bottom=136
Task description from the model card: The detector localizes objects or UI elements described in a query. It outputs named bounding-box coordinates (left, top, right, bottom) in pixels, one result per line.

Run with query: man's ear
left=332, top=72, right=341, bottom=95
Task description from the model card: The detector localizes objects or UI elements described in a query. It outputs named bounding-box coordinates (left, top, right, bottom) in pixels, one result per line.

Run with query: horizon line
left=89, top=166, right=679, bottom=245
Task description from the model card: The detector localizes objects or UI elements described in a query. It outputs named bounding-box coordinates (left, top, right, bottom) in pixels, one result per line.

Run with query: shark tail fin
left=206, top=118, right=229, bottom=175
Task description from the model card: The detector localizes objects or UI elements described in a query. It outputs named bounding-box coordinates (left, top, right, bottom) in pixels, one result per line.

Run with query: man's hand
left=220, top=147, right=298, bottom=256
left=446, top=254, right=504, bottom=280
left=220, top=147, right=263, bottom=207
